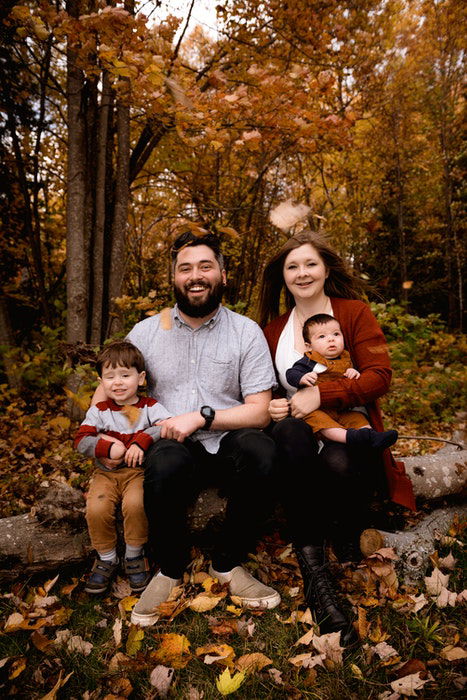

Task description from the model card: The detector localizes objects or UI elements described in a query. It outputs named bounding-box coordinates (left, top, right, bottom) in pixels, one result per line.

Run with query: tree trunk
left=65, top=0, right=89, bottom=344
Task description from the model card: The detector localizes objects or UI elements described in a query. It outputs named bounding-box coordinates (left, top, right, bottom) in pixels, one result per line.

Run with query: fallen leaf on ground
left=126, top=625, right=144, bottom=656
left=39, top=670, right=73, bottom=700
left=118, top=596, right=138, bottom=613
left=196, top=643, right=234, bottom=668
left=393, top=659, right=426, bottom=678
left=268, top=667, right=283, bottom=685
left=43, top=574, right=59, bottom=594
left=108, top=652, right=131, bottom=672
left=112, top=618, right=122, bottom=647
left=152, top=633, right=191, bottom=668
left=31, top=630, right=53, bottom=653
left=390, top=672, right=430, bottom=696
left=289, top=652, right=326, bottom=669
left=55, top=630, right=93, bottom=656
left=425, top=568, right=449, bottom=596
left=189, top=591, right=226, bottom=612
left=209, top=620, right=238, bottom=636
left=435, top=586, right=457, bottom=607
left=438, top=552, right=457, bottom=570
left=236, top=617, right=256, bottom=638
left=107, top=676, right=133, bottom=697
left=440, top=646, right=467, bottom=661
left=294, top=627, right=315, bottom=646
left=149, top=665, right=174, bottom=697
left=215, top=667, right=245, bottom=696
left=60, top=580, right=78, bottom=597
left=374, top=641, right=399, bottom=660
left=9, top=656, right=26, bottom=679
left=235, top=652, right=272, bottom=673
left=312, top=632, right=344, bottom=665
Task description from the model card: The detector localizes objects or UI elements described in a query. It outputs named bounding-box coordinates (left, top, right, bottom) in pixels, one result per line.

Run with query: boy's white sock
left=98, top=549, right=118, bottom=563
left=125, top=544, right=144, bottom=559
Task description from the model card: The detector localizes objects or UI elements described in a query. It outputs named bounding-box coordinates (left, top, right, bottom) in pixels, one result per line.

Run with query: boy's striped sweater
left=74, top=397, right=171, bottom=470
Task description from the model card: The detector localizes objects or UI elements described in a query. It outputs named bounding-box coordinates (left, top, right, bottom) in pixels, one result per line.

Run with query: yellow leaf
left=4, top=612, right=25, bottom=632
left=151, top=633, right=191, bottom=669
left=33, top=22, right=49, bottom=40
left=216, top=668, right=246, bottom=696
left=10, top=5, right=30, bottom=21
left=39, top=670, right=73, bottom=700
left=43, top=574, right=59, bottom=594
left=121, top=405, right=140, bottom=426
left=402, top=280, right=413, bottom=289
left=226, top=604, right=243, bottom=616
left=9, top=657, right=26, bottom=679
left=49, top=417, right=71, bottom=432
left=236, top=652, right=272, bottom=673
left=126, top=625, right=144, bottom=656
left=119, top=595, right=138, bottom=612
left=64, top=387, right=91, bottom=411
left=189, top=591, right=226, bottom=613
left=196, top=643, right=235, bottom=668
left=350, top=663, right=364, bottom=679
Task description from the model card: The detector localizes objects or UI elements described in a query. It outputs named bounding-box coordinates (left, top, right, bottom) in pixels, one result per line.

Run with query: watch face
left=201, top=406, right=214, bottom=419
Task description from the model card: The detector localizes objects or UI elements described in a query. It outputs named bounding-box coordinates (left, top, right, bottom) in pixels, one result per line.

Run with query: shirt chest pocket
left=197, top=354, right=236, bottom=394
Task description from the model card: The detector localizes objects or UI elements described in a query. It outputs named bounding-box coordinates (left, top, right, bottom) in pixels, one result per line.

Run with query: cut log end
left=360, top=528, right=385, bottom=557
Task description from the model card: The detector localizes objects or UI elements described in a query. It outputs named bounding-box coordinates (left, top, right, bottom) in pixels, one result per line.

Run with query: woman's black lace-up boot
left=295, top=544, right=358, bottom=647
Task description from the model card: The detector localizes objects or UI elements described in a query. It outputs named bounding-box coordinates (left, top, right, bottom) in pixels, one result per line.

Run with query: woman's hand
left=268, top=398, right=290, bottom=422
left=290, top=385, right=321, bottom=418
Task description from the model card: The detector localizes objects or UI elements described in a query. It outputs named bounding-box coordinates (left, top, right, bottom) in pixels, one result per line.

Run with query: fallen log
left=402, top=442, right=466, bottom=499
left=0, top=481, right=226, bottom=580
left=360, top=504, right=467, bottom=585
left=0, top=483, right=92, bottom=580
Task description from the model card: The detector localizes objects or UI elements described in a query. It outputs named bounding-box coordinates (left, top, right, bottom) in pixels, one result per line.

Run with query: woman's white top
left=275, top=307, right=329, bottom=399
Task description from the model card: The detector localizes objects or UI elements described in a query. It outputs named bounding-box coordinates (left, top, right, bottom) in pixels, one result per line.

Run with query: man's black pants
left=143, top=429, right=276, bottom=578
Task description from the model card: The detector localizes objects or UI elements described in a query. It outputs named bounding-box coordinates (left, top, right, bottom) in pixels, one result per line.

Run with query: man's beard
left=174, top=279, right=225, bottom=318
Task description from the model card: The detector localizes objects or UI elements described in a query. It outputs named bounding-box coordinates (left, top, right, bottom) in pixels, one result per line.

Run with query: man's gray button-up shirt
left=127, top=305, right=277, bottom=453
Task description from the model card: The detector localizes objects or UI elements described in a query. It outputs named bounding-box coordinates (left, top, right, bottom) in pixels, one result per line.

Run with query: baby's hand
left=344, top=367, right=361, bottom=380
left=109, top=441, right=126, bottom=460
left=125, top=444, right=144, bottom=468
left=300, top=371, right=318, bottom=386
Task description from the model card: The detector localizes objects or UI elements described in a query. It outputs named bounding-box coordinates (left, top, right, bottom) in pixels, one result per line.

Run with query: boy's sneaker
left=85, top=557, right=119, bottom=594
left=130, top=572, right=182, bottom=626
left=124, top=554, right=152, bottom=594
left=209, top=565, right=281, bottom=609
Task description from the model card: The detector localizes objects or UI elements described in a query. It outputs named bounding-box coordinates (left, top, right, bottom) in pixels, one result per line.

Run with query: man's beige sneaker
left=209, top=565, right=280, bottom=609
left=130, top=572, right=182, bottom=626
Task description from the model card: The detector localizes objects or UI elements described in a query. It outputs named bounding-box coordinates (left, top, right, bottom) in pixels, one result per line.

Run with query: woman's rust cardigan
left=263, top=297, right=416, bottom=510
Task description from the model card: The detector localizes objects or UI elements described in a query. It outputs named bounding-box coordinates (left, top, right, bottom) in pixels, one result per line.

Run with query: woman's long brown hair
left=258, top=230, right=368, bottom=328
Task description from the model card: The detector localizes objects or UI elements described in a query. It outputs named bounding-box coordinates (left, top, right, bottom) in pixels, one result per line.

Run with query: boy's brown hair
left=96, top=341, right=145, bottom=376
left=302, top=313, right=337, bottom=343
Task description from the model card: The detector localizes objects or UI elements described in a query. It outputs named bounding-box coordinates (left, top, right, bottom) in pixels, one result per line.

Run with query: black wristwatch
left=200, top=405, right=215, bottom=430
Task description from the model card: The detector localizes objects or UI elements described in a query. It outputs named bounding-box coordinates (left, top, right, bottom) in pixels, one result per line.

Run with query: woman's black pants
left=143, top=429, right=276, bottom=579
left=270, top=416, right=377, bottom=546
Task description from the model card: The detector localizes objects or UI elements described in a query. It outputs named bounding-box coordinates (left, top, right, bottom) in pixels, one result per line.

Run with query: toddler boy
left=286, top=314, right=397, bottom=449
left=74, top=340, right=171, bottom=594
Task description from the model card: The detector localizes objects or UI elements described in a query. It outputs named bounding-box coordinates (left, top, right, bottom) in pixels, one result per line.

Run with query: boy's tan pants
left=86, top=468, right=148, bottom=552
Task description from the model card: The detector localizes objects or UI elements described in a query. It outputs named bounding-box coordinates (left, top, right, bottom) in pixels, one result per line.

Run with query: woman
left=260, top=230, right=415, bottom=645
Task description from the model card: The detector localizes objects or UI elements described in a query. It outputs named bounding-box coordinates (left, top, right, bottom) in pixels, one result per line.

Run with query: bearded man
left=116, top=230, right=280, bottom=625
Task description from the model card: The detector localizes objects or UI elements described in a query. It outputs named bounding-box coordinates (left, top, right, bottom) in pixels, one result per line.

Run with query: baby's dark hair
left=96, top=341, right=145, bottom=376
left=302, top=313, right=338, bottom=343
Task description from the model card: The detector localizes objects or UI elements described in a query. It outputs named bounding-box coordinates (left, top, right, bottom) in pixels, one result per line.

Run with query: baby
left=286, top=313, right=398, bottom=449
left=74, top=341, right=171, bottom=594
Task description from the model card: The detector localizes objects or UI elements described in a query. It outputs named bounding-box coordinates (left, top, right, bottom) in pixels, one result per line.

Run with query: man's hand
left=290, top=385, right=321, bottom=418
left=268, top=398, right=290, bottom=422
left=125, top=444, right=144, bottom=468
left=157, top=412, right=205, bottom=442
left=344, top=367, right=361, bottom=379
left=299, top=371, right=318, bottom=386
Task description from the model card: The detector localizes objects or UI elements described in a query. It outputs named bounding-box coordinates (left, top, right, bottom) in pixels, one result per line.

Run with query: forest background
left=0, top=1, right=466, bottom=698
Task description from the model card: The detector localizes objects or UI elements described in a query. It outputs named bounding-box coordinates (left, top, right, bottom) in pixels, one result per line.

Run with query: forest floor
left=0, top=317, right=466, bottom=698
